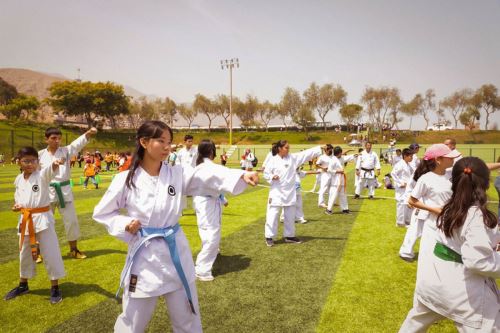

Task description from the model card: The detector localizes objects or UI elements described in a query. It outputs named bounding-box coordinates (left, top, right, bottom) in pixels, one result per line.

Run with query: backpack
left=252, top=156, right=258, bottom=167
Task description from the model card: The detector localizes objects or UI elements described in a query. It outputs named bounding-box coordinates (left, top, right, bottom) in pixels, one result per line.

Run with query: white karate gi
left=409, top=154, right=420, bottom=171
left=93, top=161, right=246, bottom=333
left=391, top=159, right=414, bottom=226
left=264, top=147, right=322, bottom=239
left=398, top=180, right=426, bottom=259
left=193, top=159, right=231, bottom=278
left=39, top=134, right=89, bottom=241
left=316, top=154, right=333, bottom=206
left=355, top=150, right=381, bottom=197
left=280, top=170, right=307, bottom=221
left=177, top=146, right=198, bottom=210
left=326, top=156, right=349, bottom=212
left=400, top=207, right=500, bottom=332
left=244, top=152, right=255, bottom=169
left=14, top=167, right=65, bottom=280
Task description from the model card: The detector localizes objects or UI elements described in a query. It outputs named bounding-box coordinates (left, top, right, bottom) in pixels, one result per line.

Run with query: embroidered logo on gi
left=32, top=185, right=39, bottom=192
left=168, top=185, right=176, bottom=196
left=129, top=274, right=138, bottom=292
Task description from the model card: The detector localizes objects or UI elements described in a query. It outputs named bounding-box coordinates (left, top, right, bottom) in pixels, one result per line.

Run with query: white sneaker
left=196, top=273, right=214, bottom=282
left=318, top=203, right=327, bottom=209
left=296, top=218, right=308, bottom=224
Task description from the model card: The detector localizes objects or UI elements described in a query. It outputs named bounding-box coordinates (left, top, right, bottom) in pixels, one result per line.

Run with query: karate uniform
left=193, top=159, right=231, bottom=278
left=261, top=151, right=273, bottom=170
left=264, top=147, right=322, bottom=239
left=400, top=207, right=500, bottom=332
left=398, top=180, right=426, bottom=259
left=355, top=150, right=381, bottom=197
left=316, top=154, right=333, bottom=206
left=177, top=146, right=198, bottom=210
left=391, top=159, right=414, bottom=226
left=326, top=156, right=348, bottom=212
left=280, top=170, right=307, bottom=222
left=409, top=154, right=420, bottom=171
left=14, top=166, right=65, bottom=280
left=39, top=134, right=89, bottom=241
left=93, top=161, right=246, bottom=333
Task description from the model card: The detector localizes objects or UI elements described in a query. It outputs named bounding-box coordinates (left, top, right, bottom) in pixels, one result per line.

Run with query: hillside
left=0, top=68, right=66, bottom=99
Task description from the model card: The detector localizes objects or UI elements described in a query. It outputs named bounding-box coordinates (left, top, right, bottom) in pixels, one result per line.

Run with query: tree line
left=0, top=77, right=498, bottom=131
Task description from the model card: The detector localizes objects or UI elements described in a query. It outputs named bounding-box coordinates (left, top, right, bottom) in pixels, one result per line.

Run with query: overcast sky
left=1, top=0, right=499, bottom=129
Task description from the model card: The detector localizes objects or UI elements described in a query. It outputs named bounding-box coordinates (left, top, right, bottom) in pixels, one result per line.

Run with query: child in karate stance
left=316, top=144, right=334, bottom=208
left=193, top=140, right=230, bottom=282
left=264, top=140, right=322, bottom=247
left=93, top=121, right=258, bottom=333
left=391, top=148, right=414, bottom=227
left=400, top=157, right=500, bottom=332
left=324, top=146, right=356, bottom=215
left=4, top=147, right=65, bottom=304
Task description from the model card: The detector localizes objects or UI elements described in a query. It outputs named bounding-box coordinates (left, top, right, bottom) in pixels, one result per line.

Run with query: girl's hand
left=243, top=172, right=259, bottom=186
left=12, top=204, right=22, bottom=212
left=52, top=158, right=65, bottom=170
left=125, top=220, right=141, bottom=234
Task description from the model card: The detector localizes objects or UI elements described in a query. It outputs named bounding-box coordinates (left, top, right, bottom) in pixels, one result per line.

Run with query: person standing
left=409, top=143, right=421, bottom=171
left=354, top=142, right=381, bottom=199
left=177, top=135, right=197, bottom=168
left=324, top=147, right=351, bottom=215
left=316, top=144, right=334, bottom=208
left=391, top=148, right=414, bottom=227
left=38, top=127, right=97, bottom=259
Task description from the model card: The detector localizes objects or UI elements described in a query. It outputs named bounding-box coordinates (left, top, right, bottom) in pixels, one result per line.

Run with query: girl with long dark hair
left=93, top=121, right=258, bottom=333
left=400, top=157, right=500, bottom=331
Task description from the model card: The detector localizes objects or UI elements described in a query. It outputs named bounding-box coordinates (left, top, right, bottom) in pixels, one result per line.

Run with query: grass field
left=0, top=159, right=498, bottom=332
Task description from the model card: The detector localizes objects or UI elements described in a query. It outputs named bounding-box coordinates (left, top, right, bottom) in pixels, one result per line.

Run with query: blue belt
left=116, top=224, right=196, bottom=314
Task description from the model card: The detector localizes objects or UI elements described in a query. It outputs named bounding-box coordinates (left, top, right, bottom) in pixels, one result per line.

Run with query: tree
left=0, top=94, right=40, bottom=120
left=235, top=95, right=258, bottom=130
left=421, top=89, right=436, bottom=129
left=47, top=80, right=129, bottom=128
left=280, top=87, right=304, bottom=127
left=304, top=82, right=347, bottom=131
left=293, top=105, right=315, bottom=139
left=160, top=97, right=177, bottom=127
left=177, top=103, right=197, bottom=130
left=440, top=89, right=472, bottom=128
left=459, top=106, right=480, bottom=131
left=339, top=104, right=363, bottom=131
left=360, top=86, right=401, bottom=132
left=0, top=77, right=18, bottom=105
left=472, top=84, right=499, bottom=130
left=258, top=100, right=277, bottom=131
left=213, top=94, right=231, bottom=131
left=400, top=94, right=423, bottom=130
left=193, top=94, right=217, bottom=131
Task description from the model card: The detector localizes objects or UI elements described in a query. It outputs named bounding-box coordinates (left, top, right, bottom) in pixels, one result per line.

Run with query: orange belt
left=19, top=206, right=50, bottom=258
left=342, top=173, right=347, bottom=193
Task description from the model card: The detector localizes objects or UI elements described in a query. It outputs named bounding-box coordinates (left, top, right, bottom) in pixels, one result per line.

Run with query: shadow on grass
left=213, top=254, right=251, bottom=277
left=30, top=281, right=115, bottom=299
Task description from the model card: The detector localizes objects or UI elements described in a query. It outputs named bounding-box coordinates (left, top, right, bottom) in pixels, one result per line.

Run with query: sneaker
left=196, top=273, right=215, bottom=282
left=396, top=223, right=406, bottom=228
left=295, top=218, right=308, bottom=224
left=50, top=287, right=62, bottom=304
left=354, top=194, right=360, bottom=199
left=36, top=254, right=43, bottom=264
left=4, top=285, right=29, bottom=300
left=342, top=210, right=351, bottom=215
left=95, top=184, right=99, bottom=189
left=265, top=238, right=274, bottom=247
left=369, top=195, right=374, bottom=200
left=399, top=255, right=415, bottom=263
left=68, top=249, right=87, bottom=259
left=324, top=210, right=333, bottom=215
left=318, top=203, right=327, bottom=209
left=284, top=237, right=302, bottom=244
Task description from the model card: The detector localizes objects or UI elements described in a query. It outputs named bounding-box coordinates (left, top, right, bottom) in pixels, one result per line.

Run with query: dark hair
left=396, top=149, right=402, bottom=153
left=196, top=139, right=216, bottom=165
left=333, top=146, right=342, bottom=156
left=365, top=141, right=372, bottom=146
left=324, top=144, right=334, bottom=156
left=184, top=134, right=193, bottom=141
left=17, top=147, right=38, bottom=159
left=402, top=148, right=413, bottom=157
left=126, top=121, right=173, bottom=189
left=358, top=148, right=363, bottom=153
left=45, top=127, right=62, bottom=138
left=413, top=158, right=435, bottom=182
left=272, top=140, right=288, bottom=156
left=437, top=157, right=497, bottom=237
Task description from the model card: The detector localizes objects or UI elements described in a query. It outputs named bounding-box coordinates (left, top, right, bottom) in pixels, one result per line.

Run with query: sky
left=1, top=0, right=500, bottom=129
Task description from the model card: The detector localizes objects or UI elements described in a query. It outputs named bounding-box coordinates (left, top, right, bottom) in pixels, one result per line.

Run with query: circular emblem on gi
left=32, top=185, right=39, bottom=192
left=168, top=185, right=176, bottom=196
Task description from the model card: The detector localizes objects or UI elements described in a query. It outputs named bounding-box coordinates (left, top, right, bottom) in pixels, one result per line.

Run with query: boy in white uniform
left=409, top=143, right=421, bottom=171
left=354, top=142, right=381, bottom=199
left=325, top=147, right=356, bottom=215
left=391, top=148, right=414, bottom=227
left=316, top=144, right=334, bottom=208
left=38, top=126, right=97, bottom=259
left=4, top=147, right=65, bottom=304
left=177, top=135, right=197, bottom=168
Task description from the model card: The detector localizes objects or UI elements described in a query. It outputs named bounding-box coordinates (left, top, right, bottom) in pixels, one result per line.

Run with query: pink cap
left=423, top=144, right=461, bottom=161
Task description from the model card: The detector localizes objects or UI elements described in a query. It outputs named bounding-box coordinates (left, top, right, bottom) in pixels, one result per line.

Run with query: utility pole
left=220, top=58, right=239, bottom=145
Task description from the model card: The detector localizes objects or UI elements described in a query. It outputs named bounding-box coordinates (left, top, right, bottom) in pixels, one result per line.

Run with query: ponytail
left=413, top=158, right=436, bottom=182
left=272, top=140, right=288, bottom=156
left=196, top=139, right=216, bottom=166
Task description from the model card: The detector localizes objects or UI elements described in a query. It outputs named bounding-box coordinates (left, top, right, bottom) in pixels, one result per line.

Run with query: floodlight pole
left=221, top=58, right=239, bottom=145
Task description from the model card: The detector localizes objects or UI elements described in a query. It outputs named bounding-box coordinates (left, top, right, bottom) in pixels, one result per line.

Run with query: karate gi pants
left=115, top=283, right=202, bottom=333
left=399, top=296, right=500, bottom=333
left=266, top=205, right=296, bottom=238
left=310, top=174, right=320, bottom=192
left=327, top=185, right=348, bottom=212
left=355, top=177, right=376, bottom=197
left=20, top=223, right=65, bottom=280
left=280, top=193, right=305, bottom=221
left=317, top=174, right=331, bottom=206
left=50, top=201, right=80, bottom=241
left=193, top=196, right=222, bottom=276
left=399, top=211, right=424, bottom=259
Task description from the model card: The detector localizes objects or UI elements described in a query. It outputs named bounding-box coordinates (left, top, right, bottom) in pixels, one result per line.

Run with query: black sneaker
left=284, top=237, right=302, bottom=244
left=50, top=287, right=62, bottom=304
left=265, top=238, right=274, bottom=247
left=324, top=210, right=333, bottom=215
left=342, top=210, right=351, bottom=214
left=4, top=285, right=29, bottom=301
left=369, top=195, right=374, bottom=200
left=354, top=194, right=360, bottom=199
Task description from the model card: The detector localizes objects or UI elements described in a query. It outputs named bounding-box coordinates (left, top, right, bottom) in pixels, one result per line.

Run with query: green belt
left=434, top=242, right=463, bottom=264
left=50, top=180, right=71, bottom=208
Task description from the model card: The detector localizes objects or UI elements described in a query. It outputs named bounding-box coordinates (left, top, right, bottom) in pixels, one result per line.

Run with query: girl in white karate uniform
left=93, top=121, right=258, bottom=333
left=324, top=147, right=355, bottom=215
left=316, top=144, right=334, bottom=208
left=264, top=140, right=322, bottom=247
left=193, top=139, right=230, bottom=282
left=391, top=148, right=415, bottom=227
left=400, top=157, right=500, bottom=332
